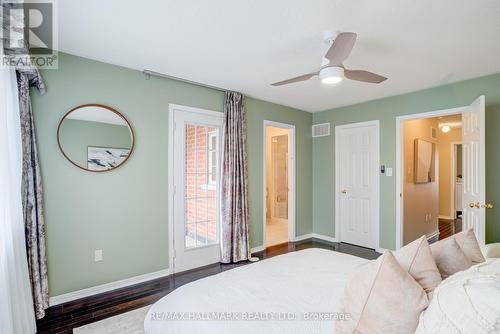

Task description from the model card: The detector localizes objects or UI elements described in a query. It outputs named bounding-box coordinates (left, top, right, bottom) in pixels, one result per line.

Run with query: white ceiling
left=58, top=0, right=500, bottom=112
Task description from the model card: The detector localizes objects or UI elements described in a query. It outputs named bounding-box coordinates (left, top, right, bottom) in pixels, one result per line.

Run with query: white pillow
left=416, top=259, right=500, bottom=334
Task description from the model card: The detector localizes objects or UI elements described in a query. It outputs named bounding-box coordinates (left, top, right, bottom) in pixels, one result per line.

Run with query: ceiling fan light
left=320, top=66, right=344, bottom=85
left=322, top=76, right=342, bottom=84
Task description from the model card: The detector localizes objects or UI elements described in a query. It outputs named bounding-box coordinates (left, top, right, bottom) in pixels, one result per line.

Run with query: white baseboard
left=311, top=233, right=338, bottom=243
left=250, top=245, right=265, bottom=254
left=294, top=233, right=338, bottom=243
left=252, top=233, right=338, bottom=254
left=49, top=268, right=170, bottom=306
left=293, top=233, right=313, bottom=242
left=439, top=215, right=455, bottom=220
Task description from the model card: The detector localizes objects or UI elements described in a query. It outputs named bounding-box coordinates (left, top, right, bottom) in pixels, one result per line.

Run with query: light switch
left=94, top=249, right=103, bottom=262
left=386, top=168, right=393, bottom=177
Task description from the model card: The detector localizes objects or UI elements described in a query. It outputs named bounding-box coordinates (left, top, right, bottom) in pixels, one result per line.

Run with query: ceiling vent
left=312, top=123, right=330, bottom=138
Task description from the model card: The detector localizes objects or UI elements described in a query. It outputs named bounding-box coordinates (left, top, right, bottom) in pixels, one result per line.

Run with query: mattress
left=144, top=248, right=368, bottom=334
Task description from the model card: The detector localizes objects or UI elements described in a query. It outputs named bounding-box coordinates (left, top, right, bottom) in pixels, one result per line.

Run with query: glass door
left=172, top=107, right=222, bottom=272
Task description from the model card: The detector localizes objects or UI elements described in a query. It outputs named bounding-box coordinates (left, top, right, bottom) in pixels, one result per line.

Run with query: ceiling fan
left=271, top=32, right=387, bottom=86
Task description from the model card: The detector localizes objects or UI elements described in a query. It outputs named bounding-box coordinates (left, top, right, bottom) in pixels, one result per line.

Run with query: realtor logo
left=1, top=0, right=58, bottom=69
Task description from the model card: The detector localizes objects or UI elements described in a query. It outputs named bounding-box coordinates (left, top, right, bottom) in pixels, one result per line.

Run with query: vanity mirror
left=57, top=104, right=134, bottom=172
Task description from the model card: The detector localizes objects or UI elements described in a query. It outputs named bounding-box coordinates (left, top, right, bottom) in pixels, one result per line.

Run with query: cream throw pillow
left=393, top=236, right=442, bottom=297
left=431, top=237, right=472, bottom=279
left=454, top=228, right=486, bottom=263
left=431, top=228, right=485, bottom=264
left=336, top=252, right=429, bottom=334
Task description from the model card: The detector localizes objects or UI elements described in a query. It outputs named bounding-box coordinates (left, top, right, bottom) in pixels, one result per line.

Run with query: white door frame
left=262, top=120, right=296, bottom=246
left=395, top=106, right=466, bottom=249
left=450, top=141, right=462, bottom=219
left=168, top=104, right=223, bottom=273
left=335, top=120, right=380, bottom=250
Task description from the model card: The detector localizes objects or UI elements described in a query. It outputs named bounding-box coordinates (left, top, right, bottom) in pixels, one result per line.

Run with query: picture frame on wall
left=87, top=146, right=130, bottom=171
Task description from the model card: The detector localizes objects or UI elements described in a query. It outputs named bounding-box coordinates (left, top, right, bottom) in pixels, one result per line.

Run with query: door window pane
left=184, top=123, right=219, bottom=248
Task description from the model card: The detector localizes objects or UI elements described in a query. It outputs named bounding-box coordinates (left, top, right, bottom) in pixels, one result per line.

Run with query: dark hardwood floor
left=36, top=238, right=380, bottom=334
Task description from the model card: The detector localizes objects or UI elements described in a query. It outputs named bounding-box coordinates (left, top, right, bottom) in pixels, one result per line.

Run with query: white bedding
left=144, top=248, right=368, bottom=334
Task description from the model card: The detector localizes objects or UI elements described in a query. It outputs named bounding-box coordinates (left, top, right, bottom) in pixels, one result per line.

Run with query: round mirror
left=57, top=104, right=134, bottom=172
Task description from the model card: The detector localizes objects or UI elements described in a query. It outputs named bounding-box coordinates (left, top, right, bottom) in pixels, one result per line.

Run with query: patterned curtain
left=17, top=70, right=49, bottom=319
left=221, top=91, right=251, bottom=263
left=2, top=0, right=49, bottom=319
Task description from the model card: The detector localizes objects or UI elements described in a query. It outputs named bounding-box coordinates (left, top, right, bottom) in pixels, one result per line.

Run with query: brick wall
left=185, top=124, right=218, bottom=246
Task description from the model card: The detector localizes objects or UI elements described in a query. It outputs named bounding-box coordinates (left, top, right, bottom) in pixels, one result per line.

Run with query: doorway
left=396, top=96, right=488, bottom=249
left=263, top=121, right=295, bottom=247
left=335, top=121, right=380, bottom=250
left=168, top=105, right=223, bottom=273
left=399, top=114, right=463, bottom=245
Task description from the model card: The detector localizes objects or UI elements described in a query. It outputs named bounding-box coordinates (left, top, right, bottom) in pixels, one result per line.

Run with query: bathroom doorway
left=263, top=121, right=295, bottom=247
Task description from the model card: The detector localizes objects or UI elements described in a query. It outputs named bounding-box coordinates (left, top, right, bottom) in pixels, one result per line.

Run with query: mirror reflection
left=57, top=104, right=134, bottom=172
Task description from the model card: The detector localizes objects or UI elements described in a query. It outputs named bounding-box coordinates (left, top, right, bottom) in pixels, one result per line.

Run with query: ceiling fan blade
left=325, top=32, right=357, bottom=65
left=344, top=69, right=387, bottom=83
left=271, top=72, right=318, bottom=86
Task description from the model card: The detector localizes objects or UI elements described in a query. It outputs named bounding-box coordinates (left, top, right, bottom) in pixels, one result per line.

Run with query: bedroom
left=1, top=0, right=500, bottom=333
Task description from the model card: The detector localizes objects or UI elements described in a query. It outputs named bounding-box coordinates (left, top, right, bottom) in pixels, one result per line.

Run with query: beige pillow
left=336, top=252, right=429, bottom=334
left=431, top=229, right=485, bottom=264
left=454, top=228, right=485, bottom=264
left=431, top=237, right=472, bottom=279
left=393, top=236, right=442, bottom=297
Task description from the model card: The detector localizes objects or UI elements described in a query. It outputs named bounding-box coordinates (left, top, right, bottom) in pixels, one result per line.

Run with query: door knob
left=341, top=189, right=347, bottom=194
left=469, top=202, right=480, bottom=209
left=482, top=203, right=494, bottom=209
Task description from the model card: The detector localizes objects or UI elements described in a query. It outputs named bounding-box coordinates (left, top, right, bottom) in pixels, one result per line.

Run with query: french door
left=171, top=106, right=223, bottom=272
left=462, top=96, right=486, bottom=244
left=336, top=121, right=379, bottom=249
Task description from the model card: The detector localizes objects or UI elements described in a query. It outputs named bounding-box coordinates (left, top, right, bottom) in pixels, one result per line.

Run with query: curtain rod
left=143, top=69, right=227, bottom=92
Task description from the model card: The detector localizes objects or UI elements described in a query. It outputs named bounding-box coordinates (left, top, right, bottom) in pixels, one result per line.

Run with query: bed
left=144, top=248, right=368, bottom=333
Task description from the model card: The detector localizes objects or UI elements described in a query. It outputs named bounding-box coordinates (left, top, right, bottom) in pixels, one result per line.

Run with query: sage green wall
left=246, top=98, right=313, bottom=241
left=32, top=52, right=312, bottom=296
left=59, top=119, right=131, bottom=166
left=312, top=73, right=500, bottom=249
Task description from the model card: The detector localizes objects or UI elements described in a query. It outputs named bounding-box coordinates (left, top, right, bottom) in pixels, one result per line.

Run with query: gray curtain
left=17, top=70, right=49, bottom=320
left=2, top=0, right=49, bottom=319
left=221, top=91, right=251, bottom=263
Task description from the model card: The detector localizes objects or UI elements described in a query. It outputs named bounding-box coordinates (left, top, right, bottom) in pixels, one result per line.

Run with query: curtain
left=0, top=67, right=37, bottom=333
left=221, top=91, right=250, bottom=263
left=18, top=69, right=49, bottom=319
left=2, top=0, right=49, bottom=319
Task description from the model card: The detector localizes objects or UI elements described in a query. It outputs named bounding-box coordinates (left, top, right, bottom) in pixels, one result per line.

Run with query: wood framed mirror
left=57, top=104, right=135, bottom=172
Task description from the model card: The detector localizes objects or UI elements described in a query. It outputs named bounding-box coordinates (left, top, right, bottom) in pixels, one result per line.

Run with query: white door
left=172, top=107, right=223, bottom=272
left=462, top=96, right=486, bottom=244
left=336, top=122, right=379, bottom=249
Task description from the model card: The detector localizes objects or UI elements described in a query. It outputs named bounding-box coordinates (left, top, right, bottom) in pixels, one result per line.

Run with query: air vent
left=312, top=123, right=330, bottom=137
